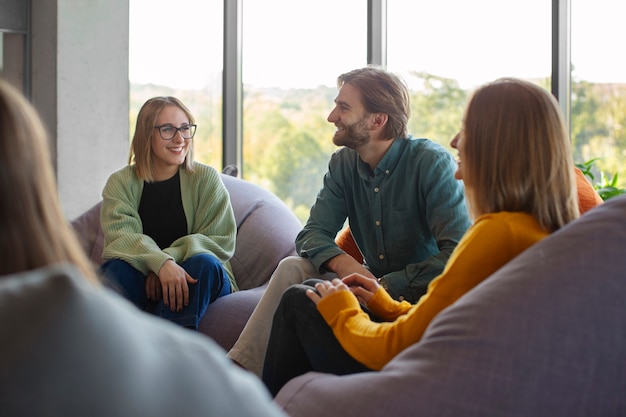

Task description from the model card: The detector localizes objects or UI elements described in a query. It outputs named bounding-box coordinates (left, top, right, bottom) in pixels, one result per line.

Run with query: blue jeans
left=100, top=254, right=230, bottom=330
left=261, top=279, right=372, bottom=396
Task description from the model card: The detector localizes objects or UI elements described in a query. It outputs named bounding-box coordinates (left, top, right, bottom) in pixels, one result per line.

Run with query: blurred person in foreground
left=0, top=79, right=284, bottom=417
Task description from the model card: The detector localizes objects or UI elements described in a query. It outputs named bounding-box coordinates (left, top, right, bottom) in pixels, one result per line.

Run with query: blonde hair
left=130, top=96, right=195, bottom=181
left=0, top=80, right=99, bottom=282
left=462, top=78, right=579, bottom=232
left=338, top=67, right=410, bottom=139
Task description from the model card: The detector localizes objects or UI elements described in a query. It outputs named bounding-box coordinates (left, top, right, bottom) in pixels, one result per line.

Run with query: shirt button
left=385, top=170, right=390, bottom=175
left=378, top=254, right=385, bottom=260
left=399, top=296, right=405, bottom=301
left=375, top=220, right=380, bottom=226
left=374, top=187, right=380, bottom=193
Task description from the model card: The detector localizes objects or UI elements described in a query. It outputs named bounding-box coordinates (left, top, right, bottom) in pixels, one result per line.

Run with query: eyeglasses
left=154, top=124, right=197, bottom=140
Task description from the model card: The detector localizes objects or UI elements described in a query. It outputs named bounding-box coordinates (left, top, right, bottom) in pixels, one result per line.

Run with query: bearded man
left=227, top=67, right=471, bottom=377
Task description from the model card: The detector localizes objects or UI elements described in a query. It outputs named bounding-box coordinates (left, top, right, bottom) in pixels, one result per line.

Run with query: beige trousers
left=227, top=256, right=336, bottom=377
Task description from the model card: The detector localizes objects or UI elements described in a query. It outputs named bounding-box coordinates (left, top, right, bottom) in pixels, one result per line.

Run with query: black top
left=138, top=171, right=187, bottom=249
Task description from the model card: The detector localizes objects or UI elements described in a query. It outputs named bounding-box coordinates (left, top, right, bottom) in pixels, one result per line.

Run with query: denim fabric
left=262, top=279, right=371, bottom=396
left=100, top=253, right=230, bottom=329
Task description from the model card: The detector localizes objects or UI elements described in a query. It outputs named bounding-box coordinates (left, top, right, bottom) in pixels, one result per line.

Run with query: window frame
left=221, top=0, right=572, bottom=173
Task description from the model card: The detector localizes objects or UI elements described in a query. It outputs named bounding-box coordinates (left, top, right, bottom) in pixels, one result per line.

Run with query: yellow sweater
left=317, top=212, right=548, bottom=370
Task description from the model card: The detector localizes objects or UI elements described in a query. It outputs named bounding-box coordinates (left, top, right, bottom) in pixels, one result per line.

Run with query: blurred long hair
left=0, top=80, right=99, bottom=281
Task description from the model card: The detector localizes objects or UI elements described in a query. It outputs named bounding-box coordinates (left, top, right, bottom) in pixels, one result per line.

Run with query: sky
left=129, top=0, right=626, bottom=90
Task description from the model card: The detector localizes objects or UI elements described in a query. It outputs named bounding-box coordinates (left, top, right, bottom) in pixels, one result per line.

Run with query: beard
left=332, top=117, right=371, bottom=149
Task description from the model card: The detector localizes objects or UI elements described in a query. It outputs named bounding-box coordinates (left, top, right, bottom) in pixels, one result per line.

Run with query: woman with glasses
left=100, top=96, right=236, bottom=330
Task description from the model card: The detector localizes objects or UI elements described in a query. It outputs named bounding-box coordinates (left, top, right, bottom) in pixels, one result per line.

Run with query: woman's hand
left=157, top=260, right=198, bottom=312
left=342, top=273, right=380, bottom=306
left=145, top=271, right=162, bottom=301
left=306, top=278, right=350, bottom=305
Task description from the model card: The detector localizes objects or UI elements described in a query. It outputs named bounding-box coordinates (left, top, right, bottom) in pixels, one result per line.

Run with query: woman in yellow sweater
left=262, top=78, right=580, bottom=396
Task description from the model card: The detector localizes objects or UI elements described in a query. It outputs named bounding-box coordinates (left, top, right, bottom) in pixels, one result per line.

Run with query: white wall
left=31, top=0, right=129, bottom=220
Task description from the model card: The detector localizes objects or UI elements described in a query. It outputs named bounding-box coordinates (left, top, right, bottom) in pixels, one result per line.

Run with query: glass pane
left=0, top=0, right=29, bottom=31
left=242, top=0, right=367, bottom=223
left=1, top=32, right=26, bottom=94
left=129, top=0, right=223, bottom=168
left=571, top=0, right=626, bottom=193
left=387, top=0, right=551, bottom=153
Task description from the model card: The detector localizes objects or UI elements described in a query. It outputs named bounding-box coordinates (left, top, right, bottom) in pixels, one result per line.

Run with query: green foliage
left=571, top=80, right=607, bottom=162
left=239, top=86, right=336, bottom=223
left=262, top=128, right=328, bottom=216
left=406, top=72, right=467, bottom=151
left=576, top=158, right=626, bottom=201
left=130, top=74, right=626, bottom=222
left=571, top=80, right=626, bottom=191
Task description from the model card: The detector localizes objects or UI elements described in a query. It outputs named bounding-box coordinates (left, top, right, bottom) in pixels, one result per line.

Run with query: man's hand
left=342, top=273, right=380, bottom=306
left=306, top=278, right=350, bottom=305
left=324, top=253, right=376, bottom=279
left=157, top=260, right=198, bottom=312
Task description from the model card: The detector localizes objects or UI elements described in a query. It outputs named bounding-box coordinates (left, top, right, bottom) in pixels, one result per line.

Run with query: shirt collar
left=356, top=136, right=410, bottom=180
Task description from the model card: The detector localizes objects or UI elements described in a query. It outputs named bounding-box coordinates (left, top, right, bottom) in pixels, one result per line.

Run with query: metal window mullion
left=222, top=0, right=243, bottom=174
left=552, top=0, right=571, bottom=131
left=367, top=0, right=387, bottom=68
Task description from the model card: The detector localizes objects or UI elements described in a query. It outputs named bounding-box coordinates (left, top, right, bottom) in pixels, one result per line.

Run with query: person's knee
left=282, top=284, right=314, bottom=307
left=99, top=259, right=146, bottom=305
left=266, top=274, right=304, bottom=300
left=302, top=278, right=324, bottom=288
left=99, top=259, right=141, bottom=289
left=183, top=254, right=230, bottom=298
left=273, top=284, right=318, bottom=325
left=276, top=256, right=314, bottom=273
left=183, top=254, right=226, bottom=282
left=100, top=259, right=136, bottom=275
left=271, top=257, right=317, bottom=285
left=186, top=253, right=221, bottom=269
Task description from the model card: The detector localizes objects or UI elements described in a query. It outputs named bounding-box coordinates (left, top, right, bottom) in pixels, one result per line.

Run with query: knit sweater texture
left=101, top=163, right=237, bottom=290
left=318, top=211, right=548, bottom=370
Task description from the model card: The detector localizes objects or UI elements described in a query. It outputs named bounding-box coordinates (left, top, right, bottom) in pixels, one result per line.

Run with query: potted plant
left=576, top=158, right=626, bottom=201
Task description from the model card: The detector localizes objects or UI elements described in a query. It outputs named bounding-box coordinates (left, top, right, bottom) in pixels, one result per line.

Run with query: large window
left=129, top=0, right=223, bottom=168
left=571, top=0, right=626, bottom=188
left=387, top=0, right=552, bottom=152
left=129, top=0, right=625, bottom=220
left=242, top=0, right=366, bottom=222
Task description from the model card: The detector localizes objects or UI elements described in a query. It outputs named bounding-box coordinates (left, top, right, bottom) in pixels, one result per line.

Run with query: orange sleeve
left=366, top=286, right=413, bottom=321
left=575, top=167, right=603, bottom=214
left=335, top=226, right=364, bottom=264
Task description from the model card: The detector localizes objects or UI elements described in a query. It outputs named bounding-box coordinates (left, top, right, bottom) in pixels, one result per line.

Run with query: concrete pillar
left=31, top=0, right=129, bottom=220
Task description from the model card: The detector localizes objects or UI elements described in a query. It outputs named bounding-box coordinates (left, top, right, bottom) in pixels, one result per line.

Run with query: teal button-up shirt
left=296, top=136, right=471, bottom=303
